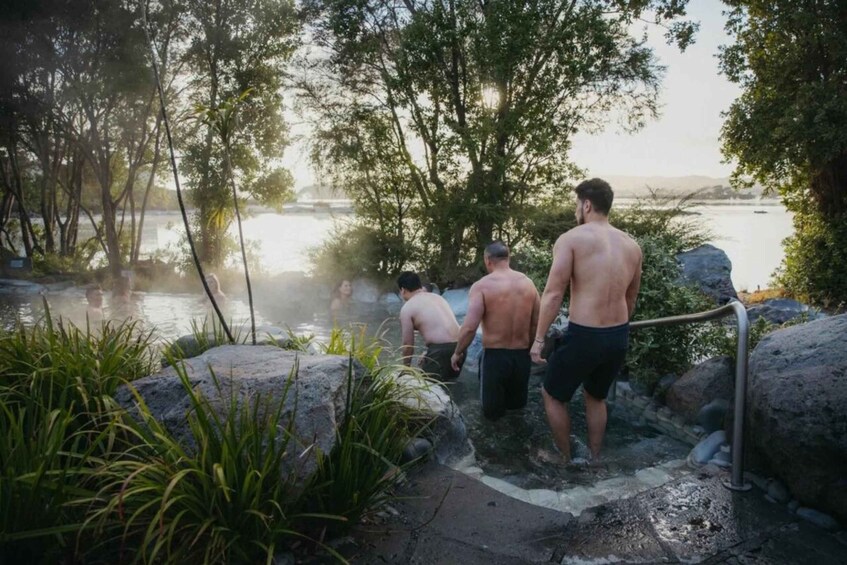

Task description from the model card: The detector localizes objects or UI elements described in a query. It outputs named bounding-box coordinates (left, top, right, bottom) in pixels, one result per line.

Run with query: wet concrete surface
left=345, top=462, right=845, bottom=564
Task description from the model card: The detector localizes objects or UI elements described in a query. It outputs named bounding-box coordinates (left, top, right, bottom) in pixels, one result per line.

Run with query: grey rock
left=653, top=374, right=679, bottom=401
left=767, top=479, right=791, bottom=504
left=691, top=430, right=727, bottom=465
left=796, top=507, right=841, bottom=532
left=788, top=499, right=800, bottom=513
left=697, top=398, right=730, bottom=434
left=666, top=356, right=734, bottom=423
left=117, top=345, right=357, bottom=481
left=676, top=244, right=738, bottom=304
left=747, top=298, right=827, bottom=326
left=388, top=371, right=472, bottom=465
left=0, top=278, right=47, bottom=295
left=402, top=437, right=433, bottom=463
left=749, top=314, right=847, bottom=522
left=442, top=287, right=470, bottom=319
left=744, top=471, right=769, bottom=491
left=712, top=448, right=731, bottom=464
left=378, top=292, right=403, bottom=315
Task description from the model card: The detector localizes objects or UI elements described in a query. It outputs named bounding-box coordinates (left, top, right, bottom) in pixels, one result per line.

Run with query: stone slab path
left=341, top=462, right=846, bottom=564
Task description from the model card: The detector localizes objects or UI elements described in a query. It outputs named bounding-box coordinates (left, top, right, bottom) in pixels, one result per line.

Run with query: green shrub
left=0, top=315, right=157, bottom=562
left=301, top=365, right=428, bottom=538
left=626, top=235, right=723, bottom=390
left=0, top=402, right=100, bottom=564
left=0, top=313, right=156, bottom=418
left=310, top=222, right=409, bottom=282
left=84, top=365, right=317, bottom=564
left=774, top=207, right=847, bottom=310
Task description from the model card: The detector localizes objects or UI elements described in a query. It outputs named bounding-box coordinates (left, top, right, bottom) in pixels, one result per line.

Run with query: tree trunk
left=811, top=151, right=847, bottom=219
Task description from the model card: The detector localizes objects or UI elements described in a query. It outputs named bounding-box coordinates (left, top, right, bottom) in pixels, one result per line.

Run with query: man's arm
left=451, top=283, right=485, bottom=371
left=531, top=235, right=574, bottom=363
left=625, top=249, right=643, bottom=319
left=529, top=284, right=541, bottom=343
left=399, top=306, right=415, bottom=366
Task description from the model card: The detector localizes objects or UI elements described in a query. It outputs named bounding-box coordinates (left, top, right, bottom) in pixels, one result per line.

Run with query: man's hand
left=530, top=339, right=546, bottom=365
left=451, top=351, right=465, bottom=372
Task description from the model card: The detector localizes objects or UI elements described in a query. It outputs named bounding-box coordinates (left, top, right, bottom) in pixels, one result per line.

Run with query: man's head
left=397, top=271, right=422, bottom=300
left=483, top=241, right=510, bottom=272
left=574, top=178, right=614, bottom=225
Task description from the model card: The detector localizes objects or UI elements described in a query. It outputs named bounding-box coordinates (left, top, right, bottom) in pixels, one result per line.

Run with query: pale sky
left=571, top=0, right=741, bottom=178
left=281, top=0, right=740, bottom=189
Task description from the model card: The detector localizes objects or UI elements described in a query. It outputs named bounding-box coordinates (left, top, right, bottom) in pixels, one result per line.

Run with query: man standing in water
left=451, top=242, right=540, bottom=420
left=531, top=178, right=642, bottom=463
left=398, top=271, right=462, bottom=381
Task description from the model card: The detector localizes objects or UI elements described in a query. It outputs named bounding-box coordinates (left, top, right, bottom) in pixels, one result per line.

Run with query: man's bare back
left=558, top=223, right=642, bottom=327
left=471, top=270, right=540, bottom=349
left=399, top=291, right=460, bottom=346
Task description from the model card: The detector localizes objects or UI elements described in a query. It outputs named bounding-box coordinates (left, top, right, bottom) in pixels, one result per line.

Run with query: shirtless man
left=451, top=242, right=540, bottom=420
left=531, top=178, right=643, bottom=462
left=398, top=271, right=461, bottom=381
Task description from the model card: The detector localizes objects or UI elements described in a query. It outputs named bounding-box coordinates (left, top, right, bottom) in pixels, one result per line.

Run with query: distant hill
left=603, top=175, right=767, bottom=199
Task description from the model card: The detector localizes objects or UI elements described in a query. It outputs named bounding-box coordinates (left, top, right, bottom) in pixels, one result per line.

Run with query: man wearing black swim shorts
left=531, top=179, right=643, bottom=462
left=451, top=241, right=540, bottom=420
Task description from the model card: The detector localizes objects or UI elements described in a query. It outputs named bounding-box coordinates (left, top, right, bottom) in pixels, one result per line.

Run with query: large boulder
left=388, top=372, right=472, bottom=464
left=166, top=325, right=296, bottom=361
left=747, top=298, right=827, bottom=325
left=748, top=314, right=847, bottom=521
left=676, top=244, right=738, bottom=304
left=116, top=345, right=358, bottom=480
left=665, top=356, right=734, bottom=423
left=442, top=287, right=471, bottom=319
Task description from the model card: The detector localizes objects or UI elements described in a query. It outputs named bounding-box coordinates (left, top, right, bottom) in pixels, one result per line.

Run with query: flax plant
left=84, top=361, right=341, bottom=564
left=302, top=360, right=431, bottom=537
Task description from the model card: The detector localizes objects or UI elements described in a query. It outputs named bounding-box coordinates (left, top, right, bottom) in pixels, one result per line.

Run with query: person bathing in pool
left=531, top=178, right=643, bottom=463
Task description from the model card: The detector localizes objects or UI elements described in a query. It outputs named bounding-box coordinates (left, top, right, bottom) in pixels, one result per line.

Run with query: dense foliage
left=0, top=0, right=298, bottom=274
left=719, top=0, right=847, bottom=306
left=0, top=316, right=427, bottom=563
left=301, top=0, right=698, bottom=282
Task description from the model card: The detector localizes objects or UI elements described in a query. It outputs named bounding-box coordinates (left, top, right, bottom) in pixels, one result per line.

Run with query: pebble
left=690, top=430, right=726, bottom=464
left=766, top=479, right=791, bottom=504
left=743, top=471, right=769, bottom=491
left=796, top=507, right=840, bottom=532
left=708, top=457, right=731, bottom=469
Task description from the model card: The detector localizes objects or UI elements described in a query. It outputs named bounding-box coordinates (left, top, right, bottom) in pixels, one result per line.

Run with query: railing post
left=725, top=300, right=752, bottom=491
left=630, top=301, right=752, bottom=492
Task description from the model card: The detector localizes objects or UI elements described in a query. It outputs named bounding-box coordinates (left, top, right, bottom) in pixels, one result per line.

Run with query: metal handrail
left=629, top=299, right=752, bottom=492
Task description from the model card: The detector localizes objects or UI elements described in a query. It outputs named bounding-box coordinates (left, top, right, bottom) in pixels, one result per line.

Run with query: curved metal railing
left=629, top=300, right=752, bottom=491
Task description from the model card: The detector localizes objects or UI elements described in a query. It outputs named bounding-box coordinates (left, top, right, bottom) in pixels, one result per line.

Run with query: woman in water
left=330, top=279, right=353, bottom=319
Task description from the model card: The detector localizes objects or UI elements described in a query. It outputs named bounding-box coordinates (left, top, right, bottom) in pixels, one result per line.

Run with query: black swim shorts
left=543, top=321, right=629, bottom=402
left=419, top=342, right=460, bottom=381
left=480, top=348, right=531, bottom=420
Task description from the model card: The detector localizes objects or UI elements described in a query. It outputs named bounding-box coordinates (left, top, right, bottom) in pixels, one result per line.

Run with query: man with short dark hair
left=451, top=242, right=540, bottom=420
left=398, top=271, right=461, bottom=381
left=531, top=178, right=643, bottom=463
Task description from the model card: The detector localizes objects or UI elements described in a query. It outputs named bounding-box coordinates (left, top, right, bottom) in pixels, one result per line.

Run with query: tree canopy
left=300, top=0, right=698, bottom=280
left=720, top=0, right=847, bottom=218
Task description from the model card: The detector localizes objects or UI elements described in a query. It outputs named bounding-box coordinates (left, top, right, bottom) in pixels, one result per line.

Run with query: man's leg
left=542, top=386, right=571, bottom=460
left=583, top=389, right=607, bottom=459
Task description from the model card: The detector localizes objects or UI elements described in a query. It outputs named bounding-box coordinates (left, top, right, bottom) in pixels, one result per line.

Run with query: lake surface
left=132, top=199, right=792, bottom=291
